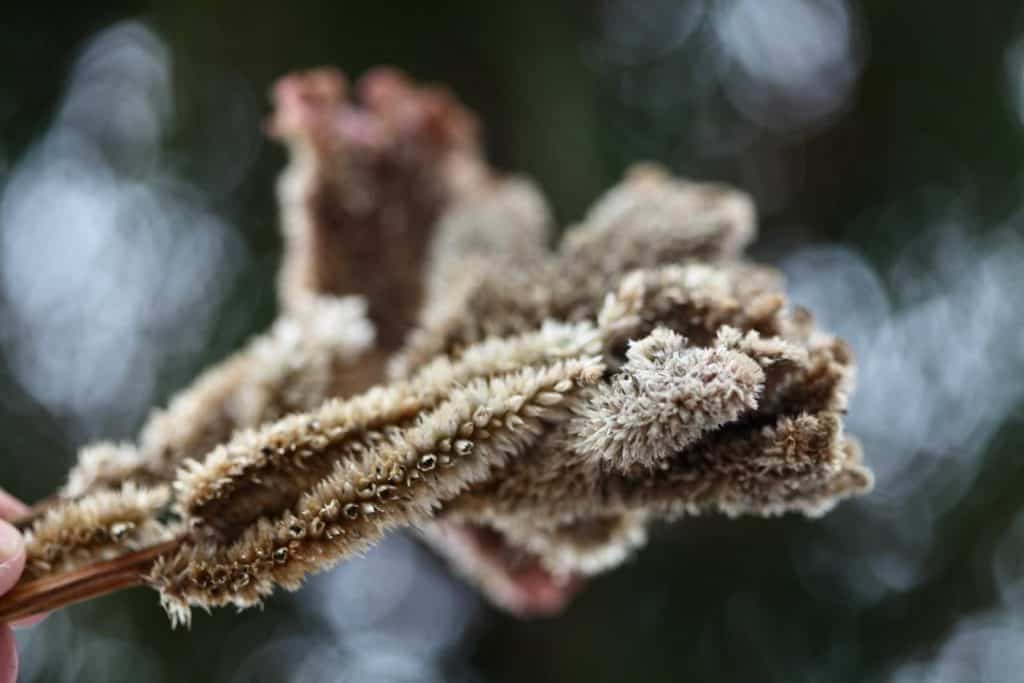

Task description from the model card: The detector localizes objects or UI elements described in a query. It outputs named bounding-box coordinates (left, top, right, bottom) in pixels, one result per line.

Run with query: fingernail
left=0, top=521, right=22, bottom=564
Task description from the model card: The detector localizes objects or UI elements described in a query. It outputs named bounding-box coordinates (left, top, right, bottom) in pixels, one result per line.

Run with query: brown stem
left=0, top=538, right=183, bottom=623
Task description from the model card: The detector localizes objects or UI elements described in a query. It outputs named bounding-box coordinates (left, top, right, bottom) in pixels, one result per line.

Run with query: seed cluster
left=152, top=355, right=604, bottom=625
left=175, top=322, right=600, bottom=538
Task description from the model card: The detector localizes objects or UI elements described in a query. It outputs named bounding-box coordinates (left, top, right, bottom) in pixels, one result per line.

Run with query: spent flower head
left=0, top=66, right=871, bottom=627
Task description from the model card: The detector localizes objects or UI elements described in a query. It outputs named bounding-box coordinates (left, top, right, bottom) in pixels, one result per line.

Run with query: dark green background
left=3, top=2, right=1024, bottom=681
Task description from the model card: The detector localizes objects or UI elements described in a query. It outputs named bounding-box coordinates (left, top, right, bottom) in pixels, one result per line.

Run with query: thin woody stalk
left=0, top=539, right=182, bottom=623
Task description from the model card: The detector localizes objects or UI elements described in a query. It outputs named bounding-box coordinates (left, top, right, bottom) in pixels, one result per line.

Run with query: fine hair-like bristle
left=567, top=327, right=766, bottom=472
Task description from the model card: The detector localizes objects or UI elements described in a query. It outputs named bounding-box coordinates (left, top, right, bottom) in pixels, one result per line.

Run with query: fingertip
left=0, top=521, right=25, bottom=596
left=0, top=492, right=27, bottom=521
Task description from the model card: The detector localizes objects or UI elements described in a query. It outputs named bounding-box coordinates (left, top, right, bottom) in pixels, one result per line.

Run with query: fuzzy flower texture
left=3, top=67, right=872, bottom=626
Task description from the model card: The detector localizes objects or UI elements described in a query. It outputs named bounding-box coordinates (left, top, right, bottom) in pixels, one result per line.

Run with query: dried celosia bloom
left=0, top=65, right=873, bottom=628
left=270, top=66, right=490, bottom=349
left=60, top=294, right=374, bottom=499
left=399, top=177, right=554, bottom=372
left=175, top=321, right=600, bottom=537
left=560, top=163, right=755, bottom=270
left=23, top=483, right=174, bottom=579
left=42, top=68, right=498, bottom=509
left=394, top=168, right=866, bottom=608
left=152, top=353, right=603, bottom=625
left=391, top=174, right=767, bottom=376
left=567, top=328, right=765, bottom=472
left=62, top=442, right=146, bottom=499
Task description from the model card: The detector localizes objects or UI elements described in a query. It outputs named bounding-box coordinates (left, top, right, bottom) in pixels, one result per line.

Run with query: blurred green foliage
left=2, top=2, right=1024, bottom=681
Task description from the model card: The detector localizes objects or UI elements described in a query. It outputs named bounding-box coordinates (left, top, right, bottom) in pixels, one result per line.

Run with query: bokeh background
left=3, top=1, right=1024, bottom=681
